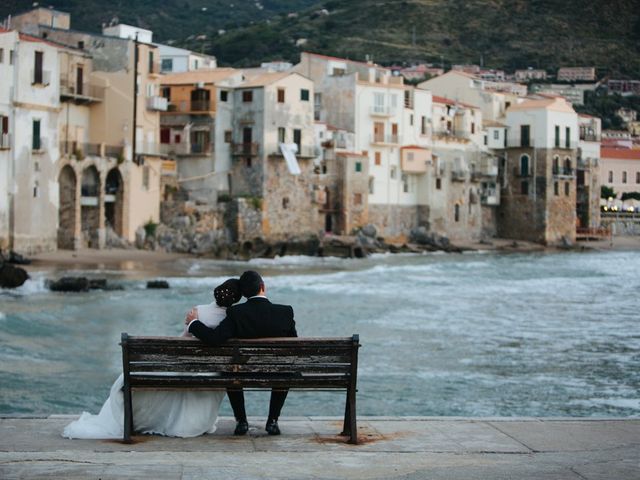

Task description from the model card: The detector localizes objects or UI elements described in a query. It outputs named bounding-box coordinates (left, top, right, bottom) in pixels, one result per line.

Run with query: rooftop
left=601, top=147, right=640, bottom=160
left=160, top=68, right=238, bottom=86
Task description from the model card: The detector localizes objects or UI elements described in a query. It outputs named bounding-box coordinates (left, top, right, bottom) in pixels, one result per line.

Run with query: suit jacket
left=189, top=297, right=297, bottom=346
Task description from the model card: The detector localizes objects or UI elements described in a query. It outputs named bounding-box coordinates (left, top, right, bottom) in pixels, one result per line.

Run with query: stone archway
left=105, top=168, right=124, bottom=238
left=58, top=165, right=77, bottom=249
left=81, top=166, right=100, bottom=248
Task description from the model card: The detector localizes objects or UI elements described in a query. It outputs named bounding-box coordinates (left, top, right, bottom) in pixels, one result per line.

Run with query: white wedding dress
left=63, top=303, right=226, bottom=439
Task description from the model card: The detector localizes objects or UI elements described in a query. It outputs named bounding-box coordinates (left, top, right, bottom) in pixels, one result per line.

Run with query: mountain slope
left=3, top=0, right=640, bottom=77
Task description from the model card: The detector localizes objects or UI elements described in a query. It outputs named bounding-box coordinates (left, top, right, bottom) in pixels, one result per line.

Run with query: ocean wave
left=0, top=274, right=49, bottom=296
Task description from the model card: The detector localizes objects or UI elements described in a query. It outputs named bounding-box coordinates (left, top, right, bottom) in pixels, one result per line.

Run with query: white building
left=0, top=28, right=61, bottom=253
left=156, top=44, right=217, bottom=73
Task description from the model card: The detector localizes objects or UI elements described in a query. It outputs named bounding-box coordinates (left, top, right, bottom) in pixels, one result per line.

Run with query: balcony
left=104, top=144, right=125, bottom=159
left=59, top=142, right=102, bottom=158
left=451, top=169, right=468, bottom=182
left=137, top=142, right=166, bottom=157
left=471, top=164, right=499, bottom=180
left=167, top=100, right=214, bottom=113
left=231, top=142, right=259, bottom=156
left=433, top=129, right=471, bottom=142
left=0, top=133, right=10, bottom=150
left=370, top=134, right=399, bottom=145
left=370, top=105, right=397, bottom=117
left=60, top=77, right=104, bottom=103
left=579, top=134, right=600, bottom=142
left=147, top=96, right=169, bottom=111
left=552, top=167, right=575, bottom=178
left=31, top=69, right=51, bottom=86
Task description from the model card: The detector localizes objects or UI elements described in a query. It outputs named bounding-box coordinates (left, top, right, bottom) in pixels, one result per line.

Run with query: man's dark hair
left=239, top=270, right=263, bottom=298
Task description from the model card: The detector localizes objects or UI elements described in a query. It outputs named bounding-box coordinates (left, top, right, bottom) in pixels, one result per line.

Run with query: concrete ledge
left=1, top=416, right=638, bottom=479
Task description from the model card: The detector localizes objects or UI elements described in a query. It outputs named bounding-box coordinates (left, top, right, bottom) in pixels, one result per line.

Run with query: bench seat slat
left=127, top=346, right=353, bottom=357
left=127, top=337, right=354, bottom=345
left=128, top=354, right=351, bottom=364
left=128, top=363, right=351, bottom=374
left=129, top=375, right=351, bottom=389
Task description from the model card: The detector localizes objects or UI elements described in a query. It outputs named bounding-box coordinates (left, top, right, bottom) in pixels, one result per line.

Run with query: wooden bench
left=120, top=333, right=361, bottom=444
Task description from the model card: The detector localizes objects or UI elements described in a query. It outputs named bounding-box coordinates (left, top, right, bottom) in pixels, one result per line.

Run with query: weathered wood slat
left=129, top=375, right=351, bottom=389
left=128, top=354, right=351, bottom=364
left=127, top=346, right=353, bottom=357
left=129, top=363, right=351, bottom=374
left=126, top=336, right=353, bottom=344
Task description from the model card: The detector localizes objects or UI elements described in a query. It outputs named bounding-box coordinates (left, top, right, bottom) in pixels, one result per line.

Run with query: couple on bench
left=63, top=270, right=297, bottom=439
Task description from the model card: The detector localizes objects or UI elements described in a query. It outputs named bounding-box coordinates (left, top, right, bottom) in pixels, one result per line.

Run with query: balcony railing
left=104, top=144, right=125, bottom=159
left=138, top=142, right=165, bottom=156
left=0, top=133, right=10, bottom=150
left=60, top=77, right=104, bottom=102
left=451, top=169, right=468, bottom=181
left=167, top=100, right=214, bottom=113
left=60, top=141, right=101, bottom=157
left=31, top=69, right=51, bottom=86
left=433, top=129, right=471, bottom=141
left=370, top=105, right=397, bottom=116
left=552, top=167, right=575, bottom=177
left=190, top=99, right=212, bottom=112
left=147, top=96, right=169, bottom=111
left=231, top=142, right=259, bottom=156
left=579, top=134, right=600, bottom=142
left=371, top=134, right=399, bottom=145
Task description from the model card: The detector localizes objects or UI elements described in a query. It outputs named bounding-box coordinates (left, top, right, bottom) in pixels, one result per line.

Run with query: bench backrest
left=121, top=334, right=360, bottom=390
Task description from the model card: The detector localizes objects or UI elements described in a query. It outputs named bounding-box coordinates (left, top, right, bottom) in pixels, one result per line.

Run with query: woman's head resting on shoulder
left=214, top=278, right=242, bottom=308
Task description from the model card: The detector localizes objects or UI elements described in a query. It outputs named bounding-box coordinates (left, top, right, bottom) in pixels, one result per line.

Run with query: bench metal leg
left=340, top=390, right=351, bottom=437
left=123, top=384, right=133, bottom=443
left=348, top=386, right=357, bottom=445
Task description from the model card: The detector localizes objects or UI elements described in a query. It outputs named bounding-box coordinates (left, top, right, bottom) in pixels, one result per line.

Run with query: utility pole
left=132, top=33, right=139, bottom=164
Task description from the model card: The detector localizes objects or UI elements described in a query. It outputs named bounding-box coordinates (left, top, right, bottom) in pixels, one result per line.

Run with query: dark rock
left=7, top=251, right=32, bottom=265
left=0, top=262, right=30, bottom=288
left=88, top=279, right=108, bottom=289
left=147, top=280, right=170, bottom=289
left=49, top=277, right=89, bottom=292
left=361, top=224, right=377, bottom=238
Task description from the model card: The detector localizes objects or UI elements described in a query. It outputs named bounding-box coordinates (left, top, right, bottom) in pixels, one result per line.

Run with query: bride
left=63, top=278, right=241, bottom=439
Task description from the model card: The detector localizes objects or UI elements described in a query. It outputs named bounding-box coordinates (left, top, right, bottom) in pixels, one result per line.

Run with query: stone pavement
left=0, top=416, right=638, bottom=479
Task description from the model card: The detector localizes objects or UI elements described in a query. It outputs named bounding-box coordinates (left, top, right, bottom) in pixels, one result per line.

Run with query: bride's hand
left=185, top=308, right=198, bottom=324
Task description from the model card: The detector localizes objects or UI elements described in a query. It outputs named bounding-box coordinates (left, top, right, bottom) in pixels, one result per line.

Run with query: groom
left=186, top=270, right=297, bottom=436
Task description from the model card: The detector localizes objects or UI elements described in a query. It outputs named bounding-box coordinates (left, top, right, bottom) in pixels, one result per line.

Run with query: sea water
left=1, top=250, right=639, bottom=417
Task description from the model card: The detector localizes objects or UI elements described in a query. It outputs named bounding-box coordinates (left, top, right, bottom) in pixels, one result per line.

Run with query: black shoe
left=265, top=419, right=280, bottom=436
left=234, top=420, right=249, bottom=436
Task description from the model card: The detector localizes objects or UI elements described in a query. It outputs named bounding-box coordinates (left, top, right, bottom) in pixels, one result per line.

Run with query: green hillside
left=3, top=0, right=640, bottom=77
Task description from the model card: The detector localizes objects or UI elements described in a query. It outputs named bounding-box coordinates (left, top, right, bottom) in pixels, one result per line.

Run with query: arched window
left=520, top=155, right=529, bottom=177
left=553, top=156, right=559, bottom=175
left=454, top=204, right=460, bottom=222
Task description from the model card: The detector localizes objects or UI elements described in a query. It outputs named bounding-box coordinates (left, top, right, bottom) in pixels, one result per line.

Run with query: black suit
left=189, top=297, right=297, bottom=422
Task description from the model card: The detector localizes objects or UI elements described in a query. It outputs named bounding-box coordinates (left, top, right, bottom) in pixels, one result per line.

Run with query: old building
left=227, top=71, right=317, bottom=242
left=515, top=69, right=548, bottom=82
left=498, top=96, right=579, bottom=244
left=159, top=69, right=242, bottom=203
left=0, top=28, right=60, bottom=253
left=5, top=9, right=167, bottom=250
left=577, top=114, right=601, bottom=229
left=557, top=67, right=596, bottom=82
left=600, top=148, right=640, bottom=199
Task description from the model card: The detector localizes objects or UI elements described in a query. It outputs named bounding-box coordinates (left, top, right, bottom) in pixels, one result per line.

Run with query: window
left=555, top=125, right=560, bottom=147
left=436, top=177, right=442, bottom=190
left=77, top=40, right=84, bottom=50
left=484, top=135, right=488, bottom=146
left=277, top=88, right=285, bottom=103
left=369, top=178, right=374, bottom=194
left=636, top=172, right=640, bottom=184
left=314, top=93, right=322, bottom=121
left=161, top=58, right=173, bottom=71
left=608, top=171, right=613, bottom=183
left=148, top=51, right=154, bottom=73
left=224, top=130, right=232, bottom=143
left=160, top=128, right=170, bottom=144
left=32, top=120, right=41, bottom=151
left=220, top=90, right=228, bottom=102
left=193, top=59, right=199, bottom=70
left=142, top=166, right=150, bottom=190
left=300, top=89, right=309, bottom=101
left=390, top=166, right=397, bottom=179
left=9, top=50, right=14, bottom=65
left=278, top=127, right=285, bottom=144
left=471, top=122, right=475, bottom=134
left=33, top=180, right=39, bottom=198
left=493, top=130, right=499, bottom=140
left=565, top=127, right=570, bottom=148
left=454, top=204, right=460, bottom=222
left=520, top=155, right=529, bottom=176
left=622, top=171, right=627, bottom=183
left=407, top=152, right=414, bottom=162
left=554, top=181, right=559, bottom=196
left=354, top=193, right=362, bottom=205
left=282, top=197, right=289, bottom=209
left=242, top=90, right=253, bottom=102
left=410, top=114, right=413, bottom=126
left=374, top=152, right=381, bottom=166
left=293, top=129, right=301, bottom=153
left=0, top=49, right=3, bottom=63
left=553, top=156, right=559, bottom=174
left=402, top=174, right=409, bottom=193
left=331, top=67, right=345, bottom=76
left=521, top=180, right=529, bottom=195
left=421, top=116, right=427, bottom=135
left=33, top=51, right=43, bottom=84
left=520, top=125, right=530, bottom=147
left=1, top=115, right=8, bottom=135
left=564, top=181, right=570, bottom=196
left=355, top=161, right=362, bottom=172
left=373, top=92, right=384, bottom=113
left=564, top=158, right=572, bottom=175
left=161, top=86, right=170, bottom=99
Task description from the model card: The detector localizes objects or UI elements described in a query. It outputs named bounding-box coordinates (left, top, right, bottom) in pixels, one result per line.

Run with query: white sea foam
left=0, top=312, right=5, bottom=320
